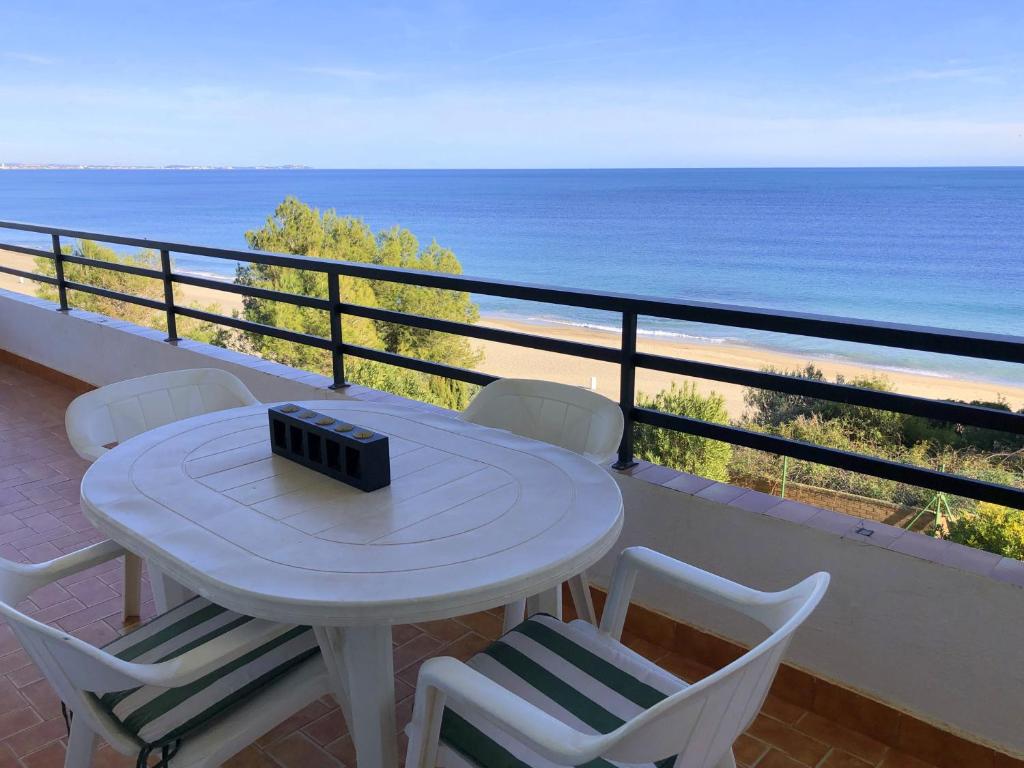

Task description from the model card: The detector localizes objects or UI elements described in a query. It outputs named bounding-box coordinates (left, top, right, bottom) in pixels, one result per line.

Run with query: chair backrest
left=460, top=378, right=624, bottom=464
left=602, top=572, right=829, bottom=768
left=66, top=368, right=259, bottom=461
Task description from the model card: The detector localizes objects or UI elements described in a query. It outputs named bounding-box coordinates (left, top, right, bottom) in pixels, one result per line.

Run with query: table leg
left=122, top=553, right=142, bottom=623
left=146, top=561, right=195, bottom=613
left=526, top=585, right=562, bottom=620
left=313, top=627, right=353, bottom=732
left=317, top=625, right=397, bottom=768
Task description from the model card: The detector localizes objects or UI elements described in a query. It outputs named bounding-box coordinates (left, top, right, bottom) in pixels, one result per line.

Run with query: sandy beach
left=3, top=248, right=1021, bottom=418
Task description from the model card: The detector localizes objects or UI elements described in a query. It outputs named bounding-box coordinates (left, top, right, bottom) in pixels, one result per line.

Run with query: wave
left=525, top=316, right=730, bottom=344
left=176, top=268, right=235, bottom=282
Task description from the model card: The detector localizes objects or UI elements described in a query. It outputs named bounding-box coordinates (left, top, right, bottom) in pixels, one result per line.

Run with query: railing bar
left=172, top=273, right=332, bottom=311
left=173, top=306, right=333, bottom=350
left=160, top=249, right=178, bottom=342
left=633, top=408, right=1024, bottom=510
left=61, top=254, right=164, bottom=280
left=637, top=352, right=1024, bottom=435
left=0, top=243, right=54, bottom=259
left=614, top=311, right=639, bottom=469
left=63, top=281, right=166, bottom=312
left=2, top=221, right=1022, bottom=364
left=342, top=343, right=497, bottom=387
left=327, top=275, right=346, bottom=388
left=51, top=234, right=68, bottom=311
left=0, top=264, right=59, bottom=285
left=340, top=302, right=622, bottom=363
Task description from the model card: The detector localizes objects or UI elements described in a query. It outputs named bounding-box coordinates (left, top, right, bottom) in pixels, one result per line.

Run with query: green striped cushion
left=91, top=596, right=319, bottom=748
left=439, top=614, right=687, bottom=768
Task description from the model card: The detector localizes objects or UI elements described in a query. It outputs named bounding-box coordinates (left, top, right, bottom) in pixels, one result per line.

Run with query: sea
left=1, top=168, right=1021, bottom=385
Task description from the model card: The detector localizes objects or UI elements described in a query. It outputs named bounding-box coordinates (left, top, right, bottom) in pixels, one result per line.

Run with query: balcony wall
left=2, top=287, right=1023, bottom=758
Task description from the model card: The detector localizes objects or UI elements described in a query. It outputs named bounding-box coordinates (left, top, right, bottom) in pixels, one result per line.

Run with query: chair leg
left=502, top=599, right=526, bottom=634
left=122, top=553, right=142, bottom=623
left=568, top=573, right=597, bottom=624
left=714, top=748, right=737, bottom=768
left=65, top=720, right=96, bottom=768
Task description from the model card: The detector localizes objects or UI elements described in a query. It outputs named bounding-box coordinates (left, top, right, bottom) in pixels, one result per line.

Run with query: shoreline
left=472, top=317, right=1024, bottom=418
left=3, top=248, right=1021, bottom=418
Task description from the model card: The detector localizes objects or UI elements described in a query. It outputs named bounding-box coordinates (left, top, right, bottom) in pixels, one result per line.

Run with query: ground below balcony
left=0, top=355, right=970, bottom=768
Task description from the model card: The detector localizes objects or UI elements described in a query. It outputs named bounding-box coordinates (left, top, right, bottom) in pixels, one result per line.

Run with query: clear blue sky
left=1, top=1, right=1022, bottom=168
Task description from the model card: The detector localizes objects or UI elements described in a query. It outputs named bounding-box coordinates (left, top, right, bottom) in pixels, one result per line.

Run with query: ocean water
left=1, top=168, right=1022, bottom=384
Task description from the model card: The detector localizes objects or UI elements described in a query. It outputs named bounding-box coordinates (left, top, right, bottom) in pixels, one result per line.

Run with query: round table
left=80, top=399, right=623, bottom=768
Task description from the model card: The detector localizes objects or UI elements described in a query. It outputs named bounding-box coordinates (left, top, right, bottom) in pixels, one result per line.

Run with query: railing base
left=612, top=459, right=638, bottom=471
left=328, top=382, right=350, bottom=390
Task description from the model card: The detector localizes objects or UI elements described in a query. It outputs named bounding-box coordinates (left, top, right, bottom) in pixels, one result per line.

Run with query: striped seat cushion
left=438, top=614, right=687, bottom=768
left=91, top=596, right=319, bottom=748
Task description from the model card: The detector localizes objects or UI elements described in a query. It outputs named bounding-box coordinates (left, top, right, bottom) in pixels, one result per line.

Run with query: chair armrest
left=599, top=546, right=811, bottom=639
left=408, top=657, right=608, bottom=768
left=111, top=618, right=297, bottom=689
left=0, top=539, right=127, bottom=604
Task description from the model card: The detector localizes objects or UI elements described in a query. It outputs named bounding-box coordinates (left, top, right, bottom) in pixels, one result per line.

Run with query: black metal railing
left=1, top=219, right=1023, bottom=509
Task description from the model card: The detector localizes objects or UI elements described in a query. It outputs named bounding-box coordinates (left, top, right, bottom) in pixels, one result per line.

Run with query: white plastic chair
left=0, top=539, right=330, bottom=768
left=65, top=368, right=259, bottom=463
left=460, top=378, right=625, bottom=628
left=406, top=547, right=830, bottom=768
left=64, top=368, right=259, bottom=619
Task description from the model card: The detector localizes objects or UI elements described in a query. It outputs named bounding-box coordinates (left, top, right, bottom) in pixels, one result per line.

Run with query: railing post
left=328, top=273, right=348, bottom=389
left=160, top=249, right=178, bottom=343
left=613, top=310, right=638, bottom=469
left=51, top=234, right=68, bottom=311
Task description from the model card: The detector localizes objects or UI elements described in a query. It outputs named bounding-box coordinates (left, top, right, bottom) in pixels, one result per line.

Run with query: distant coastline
left=0, top=163, right=312, bottom=171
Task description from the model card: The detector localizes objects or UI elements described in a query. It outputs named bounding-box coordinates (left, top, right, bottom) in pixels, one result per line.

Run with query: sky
left=1, top=1, right=1022, bottom=168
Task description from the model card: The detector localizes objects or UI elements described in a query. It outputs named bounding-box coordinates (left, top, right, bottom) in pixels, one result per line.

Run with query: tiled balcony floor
left=0, top=357, right=945, bottom=768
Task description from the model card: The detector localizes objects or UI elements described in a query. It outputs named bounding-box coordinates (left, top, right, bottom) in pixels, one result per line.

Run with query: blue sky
left=1, top=1, right=1022, bottom=167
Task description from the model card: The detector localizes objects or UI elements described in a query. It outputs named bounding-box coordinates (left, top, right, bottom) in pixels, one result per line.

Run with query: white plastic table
left=80, top=400, right=623, bottom=768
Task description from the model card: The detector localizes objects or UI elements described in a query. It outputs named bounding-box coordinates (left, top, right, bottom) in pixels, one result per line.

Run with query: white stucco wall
left=3, top=288, right=1023, bottom=754
left=597, top=468, right=1024, bottom=754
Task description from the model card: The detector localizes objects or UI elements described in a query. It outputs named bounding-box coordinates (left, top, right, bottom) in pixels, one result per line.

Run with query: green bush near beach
left=237, top=197, right=482, bottom=410
left=634, top=382, right=733, bottom=481
left=32, top=240, right=224, bottom=344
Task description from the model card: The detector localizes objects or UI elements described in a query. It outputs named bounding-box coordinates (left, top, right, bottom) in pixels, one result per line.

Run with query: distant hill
left=0, top=163, right=312, bottom=170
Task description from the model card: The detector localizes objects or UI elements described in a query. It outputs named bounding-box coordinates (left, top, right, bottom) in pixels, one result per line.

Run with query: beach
left=3, top=247, right=1021, bottom=419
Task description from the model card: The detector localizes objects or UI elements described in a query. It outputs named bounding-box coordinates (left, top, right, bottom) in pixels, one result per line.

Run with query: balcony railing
left=2, top=218, right=1023, bottom=510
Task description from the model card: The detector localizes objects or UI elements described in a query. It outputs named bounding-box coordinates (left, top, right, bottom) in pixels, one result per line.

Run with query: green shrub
left=635, top=382, right=732, bottom=481
left=946, top=503, right=1024, bottom=560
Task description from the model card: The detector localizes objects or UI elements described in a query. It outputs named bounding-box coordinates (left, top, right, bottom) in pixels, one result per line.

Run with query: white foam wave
left=526, top=316, right=729, bottom=344
left=177, top=268, right=234, bottom=282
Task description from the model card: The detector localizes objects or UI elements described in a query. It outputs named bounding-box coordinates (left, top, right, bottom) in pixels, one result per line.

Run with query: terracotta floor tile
left=222, top=745, right=279, bottom=768
left=456, top=610, right=504, bottom=639
left=264, top=732, right=344, bottom=768
left=414, top=619, right=471, bottom=643
left=19, top=741, right=65, bottom=768
left=796, top=712, right=888, bottom=764
left=394, top=634, right=445, bottom=672
left=761, top=695, right=809, bottom=725
left=256, top=699, right=335, bottom=748
left=819, top=749, right=875, bottom=767
left=303, top=707, right=350, bottom=746
left=733, top=732, right=769, bottom=767
left=747, top=714, right=830, bottom=766
left=879, top=749, right=940, bottom=768
left=756, top=748, right=812, bottom=768
left=3, top=714, right=66, bottom=756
